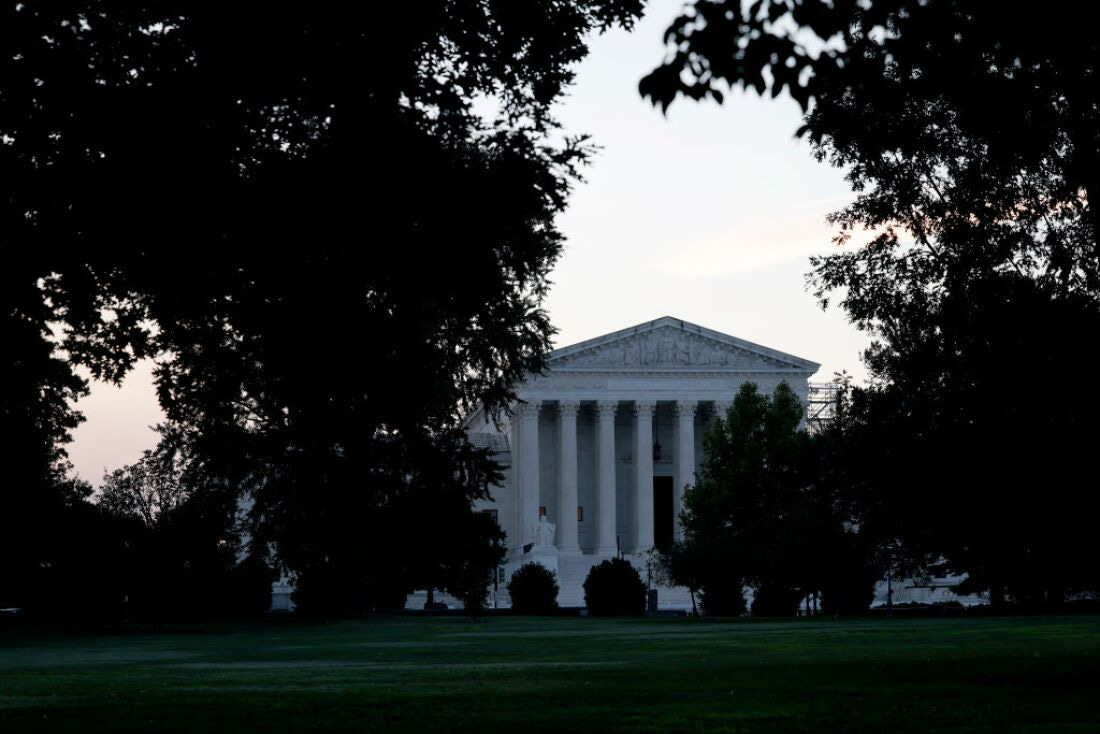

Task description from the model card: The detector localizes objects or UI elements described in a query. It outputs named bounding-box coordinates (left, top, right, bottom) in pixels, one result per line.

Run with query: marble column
left=556, top=400, right=581, bottom=553
left=595, top=400, right=618, bottom=554
left=633, top=400, right=656, bottom=552
left=674, top=400, right=697, bottom=543
left=515, top=401, right=541, bottom=548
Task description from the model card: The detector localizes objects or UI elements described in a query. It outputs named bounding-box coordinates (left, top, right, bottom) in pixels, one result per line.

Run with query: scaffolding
left=806, top=381, right=840, bottom=432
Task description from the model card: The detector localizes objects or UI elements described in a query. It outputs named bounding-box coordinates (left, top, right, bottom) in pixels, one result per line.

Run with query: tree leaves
left=1, top=2, right=645, bottom=614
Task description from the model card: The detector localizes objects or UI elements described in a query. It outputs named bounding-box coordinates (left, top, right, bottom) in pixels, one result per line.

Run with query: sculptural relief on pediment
left=549, top=326, right=792, bottom=371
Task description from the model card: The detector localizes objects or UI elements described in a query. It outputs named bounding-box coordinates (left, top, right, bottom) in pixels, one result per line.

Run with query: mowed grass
left=2, top=614, right=1099, bottom=732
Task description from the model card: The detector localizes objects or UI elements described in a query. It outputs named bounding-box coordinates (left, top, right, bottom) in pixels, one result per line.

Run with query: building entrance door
left=653, top=476, right=674, bottom=552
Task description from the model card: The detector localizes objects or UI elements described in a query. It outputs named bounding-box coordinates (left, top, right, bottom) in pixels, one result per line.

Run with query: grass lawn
left=1, top=614, right=1099, bottom=732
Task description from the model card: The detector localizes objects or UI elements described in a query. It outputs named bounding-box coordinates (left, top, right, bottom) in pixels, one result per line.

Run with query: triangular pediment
left=546, top=316, right=819, bottom=373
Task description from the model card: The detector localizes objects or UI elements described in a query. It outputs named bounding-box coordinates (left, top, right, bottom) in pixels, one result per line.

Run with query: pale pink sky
left=65, top=0, right=868, bottom=485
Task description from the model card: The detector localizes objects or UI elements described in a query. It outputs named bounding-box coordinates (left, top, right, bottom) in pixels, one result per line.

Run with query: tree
left=377, top=439, right=507, bottom=614
left=3, top=474, right=137, bottom=620
left=826, top=276, right=1100, bottom=605
left=641, top=1, right=1100, bottom=604
left=0, top=295, right=91, bottom=610
left=448, top=510, right=505, bottom=620
left=1, top=3, right=645, bottom=614
left=803, top=379, right=894, bottom=616
left=683, top=383, right=807, bottom=616
left=640, top=1, right=1100, bottom=347
left=98, top=425, right=193, bottom=529
left=96, top=426, right=273, bottom=619
left=641, top=0, right=1100, bottom=271
left=682, top=382, right=877, bottom=616
left=663, top=539, right=745, bottom=617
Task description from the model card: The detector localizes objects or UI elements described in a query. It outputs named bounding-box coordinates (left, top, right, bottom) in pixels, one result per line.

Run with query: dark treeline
left=647, top=0, right=1100, bottom=612
left=1, top=2, right=645, bottom=620
left=4, top=0, right=1100, bottom=621
left=670, top=364, right=1100, bottom=616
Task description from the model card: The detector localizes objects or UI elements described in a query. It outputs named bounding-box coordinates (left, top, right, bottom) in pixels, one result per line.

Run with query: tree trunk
left=989, top=583, right=1005, bottom=610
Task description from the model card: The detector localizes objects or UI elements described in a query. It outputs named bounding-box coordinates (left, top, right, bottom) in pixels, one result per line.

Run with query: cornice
left=546, top=316, right=820, bottom=371
left=531, top=368, right=815, bottom=379
left=552, top=368, right=814, bottom=376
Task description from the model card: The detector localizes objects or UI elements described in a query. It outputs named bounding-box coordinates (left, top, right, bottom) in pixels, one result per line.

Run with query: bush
left=583, top=558, right=645, bottom=616
left=507, top=563, right=559, bottom=614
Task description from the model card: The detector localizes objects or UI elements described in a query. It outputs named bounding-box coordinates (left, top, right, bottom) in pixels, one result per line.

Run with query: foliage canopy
left=643, top=1, right=1100, bottom=604
left=0, top=1, right=644, bottom=614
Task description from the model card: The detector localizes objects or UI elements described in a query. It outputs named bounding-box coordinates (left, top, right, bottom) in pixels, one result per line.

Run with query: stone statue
left=534, top=515, right=556, bottom=547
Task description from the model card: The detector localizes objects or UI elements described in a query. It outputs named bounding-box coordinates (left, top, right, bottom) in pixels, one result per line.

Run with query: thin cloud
left=648, top=216, right=841, bottom=278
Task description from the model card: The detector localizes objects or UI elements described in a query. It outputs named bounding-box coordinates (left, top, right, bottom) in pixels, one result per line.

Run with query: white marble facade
left=464, top=316, right=820, bottom=609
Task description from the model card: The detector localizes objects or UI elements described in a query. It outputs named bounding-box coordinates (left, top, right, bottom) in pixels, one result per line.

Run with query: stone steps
left=556, top=553, right=695, bottom=611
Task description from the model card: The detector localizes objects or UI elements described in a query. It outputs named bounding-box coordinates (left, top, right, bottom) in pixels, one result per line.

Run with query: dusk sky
left=65, top=0, right=868, bottom=485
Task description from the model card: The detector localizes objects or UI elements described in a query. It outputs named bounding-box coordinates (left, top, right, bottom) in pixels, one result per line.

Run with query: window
left=577, top=506, right=584, bottom=522
left=538, top=506, right=547, bottom=518
left=482, top=509, right=498, bottom=524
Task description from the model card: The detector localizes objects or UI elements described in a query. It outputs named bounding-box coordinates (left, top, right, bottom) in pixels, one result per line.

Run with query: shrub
left=507, top=563, right=559, bottom=614
left=583, top=558, right=645, bottom=616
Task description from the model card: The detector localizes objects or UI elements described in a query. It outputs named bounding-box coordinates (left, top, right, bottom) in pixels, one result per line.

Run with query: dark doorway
left=653, top=476, right=674, bottom=552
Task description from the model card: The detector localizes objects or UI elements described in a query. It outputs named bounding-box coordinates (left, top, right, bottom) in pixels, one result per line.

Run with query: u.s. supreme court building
left=462, top=316, right=820, bottom=609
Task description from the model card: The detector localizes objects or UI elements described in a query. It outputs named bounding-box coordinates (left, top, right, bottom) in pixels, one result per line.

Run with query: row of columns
left=513, top=399, right=731, bottom=554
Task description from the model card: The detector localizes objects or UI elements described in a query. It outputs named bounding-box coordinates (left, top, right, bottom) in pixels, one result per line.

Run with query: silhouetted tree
left=0, top=300, right=92, bottom=610
left=641, top=1, right=1100, bottom=271
left=828, top=275, right=1100, bottom=605
left=682, top=383, right=877, bottom=616
left=683, top=383, right=807, bottom=616
left=96, top=427, right=273, bottom=619
left=662, top=539, right=746, bottom=617
left=642, top=1, right=1100, bottom=605
left=98, top=425, right=193, bottom=528
left=447, top=509, right=506, bottom=619
left=5, top=474, right=137, bottom=620
left=1, top=3, right=645, bottom=614
left=127, top=486, right=272, bottom=620
left=366, top=437, right=506, bottom=613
